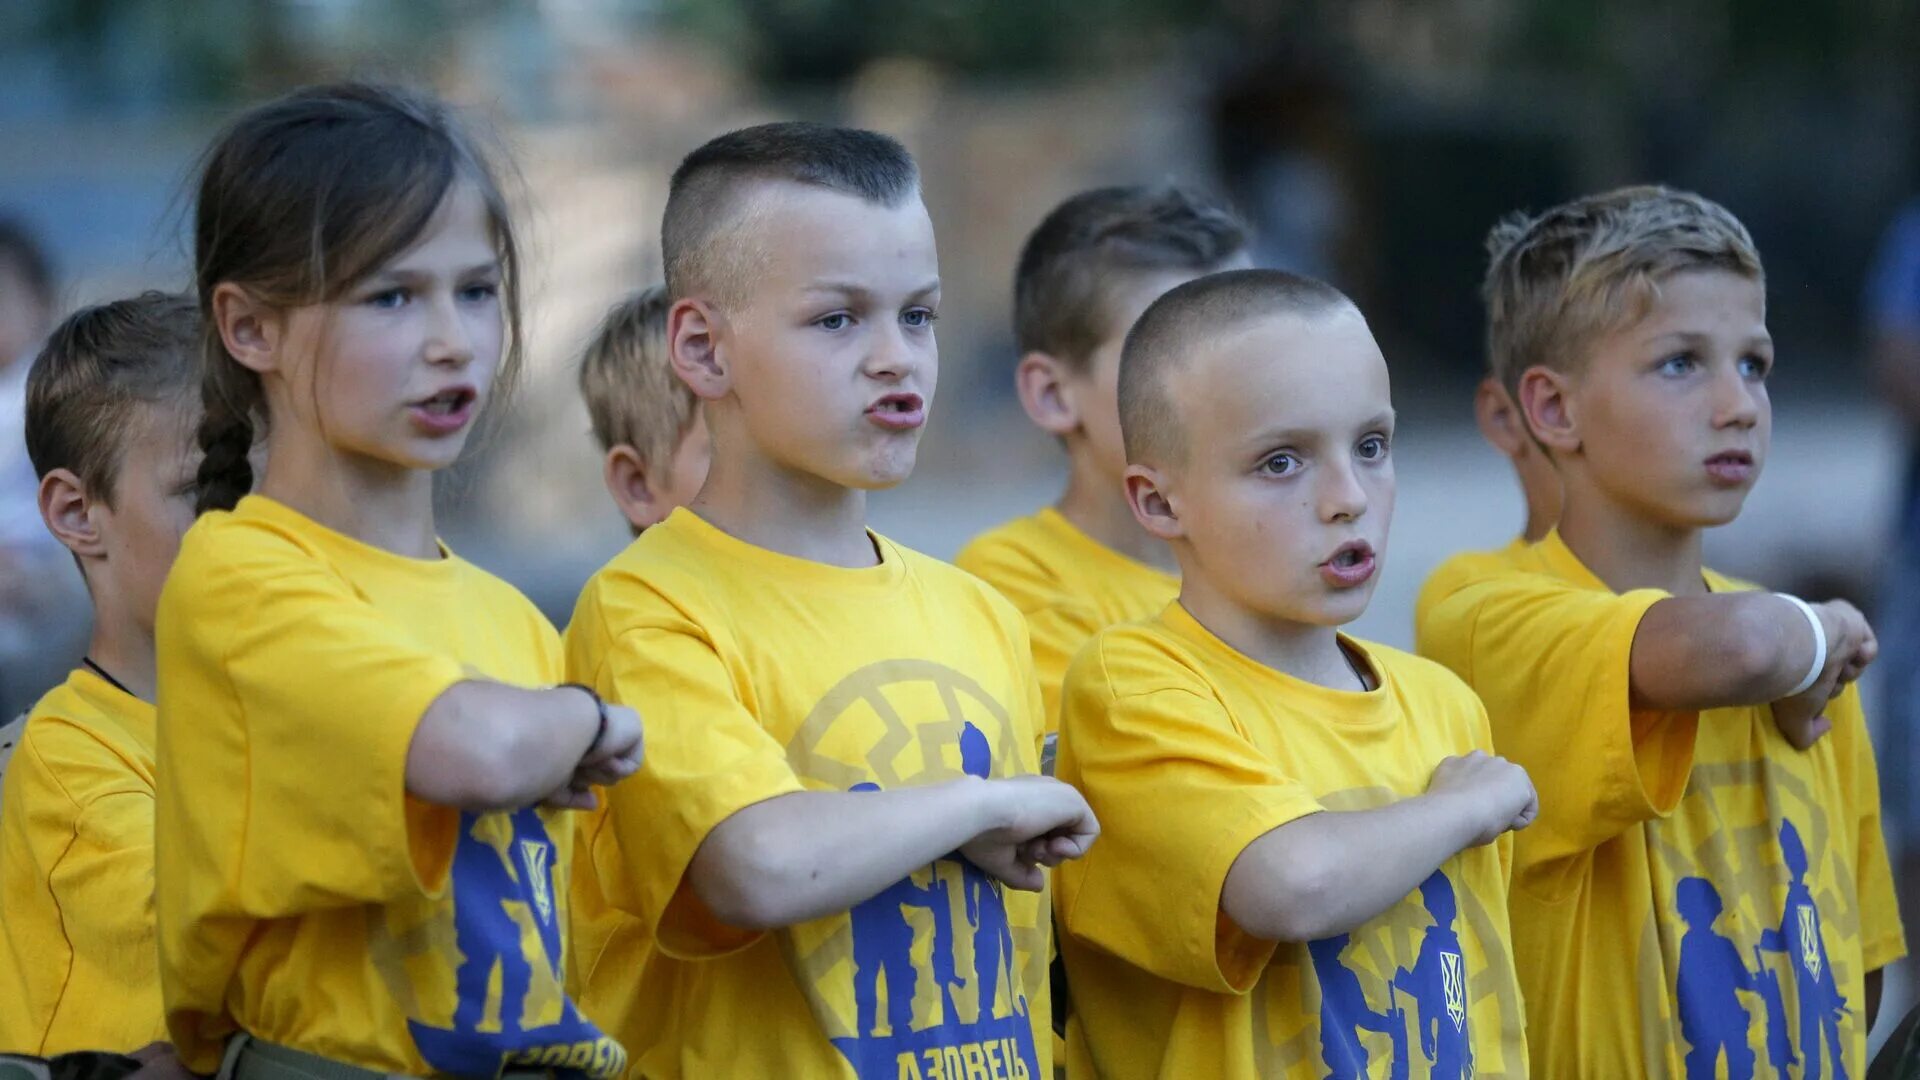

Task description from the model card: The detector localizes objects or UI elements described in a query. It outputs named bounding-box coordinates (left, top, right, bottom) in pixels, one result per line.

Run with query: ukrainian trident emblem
left=1441, top=950, right=1467, bottom=1031
left=1798, top=904, right=1821, bottom=978
left=521, top=838, right=554, bottom=925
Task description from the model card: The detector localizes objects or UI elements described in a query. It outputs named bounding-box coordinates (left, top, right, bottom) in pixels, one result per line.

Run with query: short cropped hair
left=1483, top=185, right=1763, bottom=395
left=1014, top=184, right=1250, bottom=368
left=662, top=121, right=919, bottom=307
left=578, top=284, right=698, bottom=471
left=25, top=292, right=200, bottom=502
left=1118, top=268, right=1353, bottom=466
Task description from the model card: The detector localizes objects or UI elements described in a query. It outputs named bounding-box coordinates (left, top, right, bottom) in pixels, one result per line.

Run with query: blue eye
left=1738, top=355, right=1771, bottom=379
left=902, top=308, right=937, bottom=328
left=459, top=282, right=499, bottom=303
left=1260, top=453, right=1299, bottom=476
left=1357, top=435, right=1390, bottom=461
left=1657, top=353, right=1698, bottom=376
left=817, top=313, right=852, bottom=332
left=366, top=288, right=408, bottom=310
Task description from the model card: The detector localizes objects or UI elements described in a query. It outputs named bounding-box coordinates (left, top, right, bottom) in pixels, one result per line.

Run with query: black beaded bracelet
left=561, top=682, right=610, bottom=751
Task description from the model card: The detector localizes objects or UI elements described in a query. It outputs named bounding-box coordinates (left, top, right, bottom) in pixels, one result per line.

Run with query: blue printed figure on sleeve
left=410, top=807, right=622, bottom=1079
left=1758, top=820, right=1849, bottom=1080
left=1391, top=872, right=1473, bottom=1079
left=1676, top=876, right=1757, bottom=1080
left=1309, top=933, right=1407, bottom=1080
left=1752, top=943, right=1798, bottom=1078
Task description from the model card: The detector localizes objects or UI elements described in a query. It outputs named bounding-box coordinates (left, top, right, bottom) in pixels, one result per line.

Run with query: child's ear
left=210, top=283, right=280, bottom=376
left=603, top=445, right=672, bottom=532
left=1123, top=463, right=1185, bottom=541
left=1474, top=377, right=1530, bottom=458
left=38, top=468, right=105, bottom=560
left=1014, top=351, right=1081, bottom=437
left=668, top=298, right=728, bottom=401
left=1516, top=366, right=1580, bottom=455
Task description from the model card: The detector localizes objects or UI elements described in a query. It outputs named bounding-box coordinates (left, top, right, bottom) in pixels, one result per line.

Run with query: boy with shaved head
left=567, top=122, right=1098, bottom=1078
left=1054, top=269, right=1534, bottom=1079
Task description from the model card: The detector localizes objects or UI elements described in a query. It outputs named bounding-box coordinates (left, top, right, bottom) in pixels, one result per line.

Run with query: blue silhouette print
left=848, top=782, right=952, bottom=1037
left=1751, top=944, right=1798, bottom=1078
left=960, top=723, right=1018, bottom=1021
left=1391, top=872, right=1473, bottom=1079
left=1758, top=820, right=1849, bottom=1080
left=409, top=807, right=616, bottom=1078
left=1309, top=933, right=1407, bottom=1080
left=1676, top=877, right=1757, bottom=1080
left=831, top=739, right=1041, bottom=1080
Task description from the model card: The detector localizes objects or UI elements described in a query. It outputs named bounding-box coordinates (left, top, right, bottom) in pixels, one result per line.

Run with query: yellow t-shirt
left=567, top=508, right=1052, bottom=1080
left=154, top=495, right=622, bottom=1078
left=1416, top=529, right=1906, bottom=1078
left=1055, top=602, right=1528, bottom=1080
left=0, top=668, right=167, bottom=1054
left=956, top=509, right=1177, bottom=733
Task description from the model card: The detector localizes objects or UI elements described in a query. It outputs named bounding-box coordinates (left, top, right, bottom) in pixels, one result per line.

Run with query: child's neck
left=1556, top=485, right=1708, bottom=597
left=1179, top=578, right=1365, bottom=691
left=1056, top=452, right=1175, bottom=571
left=691, top=450, right=878, bottom=568
left=259, top=437, right=439, bottom=559
left=83, top=605, right=157, bottom=704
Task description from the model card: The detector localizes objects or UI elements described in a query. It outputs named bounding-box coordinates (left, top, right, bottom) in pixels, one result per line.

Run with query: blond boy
left=1417, top=186, right=1905, bottom=1076
left=578, top=283, right=710, bottom=533
left=0, top=293, right=200, bottom=1056
left=1056, top=268, right=1534, bottom=1078
left=958, top=186, right=1248, bottom=735
left=568, top=122, right=1098, bottom=1078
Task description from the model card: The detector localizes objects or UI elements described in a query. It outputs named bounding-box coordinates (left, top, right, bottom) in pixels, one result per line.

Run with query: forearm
left=690, top=779, right=996, bottom=930
left=1630, top=594, right=1820, bottom=710
left=1222, top=793, right=1482, bottom=942
left=406, top=681, right=598, bottom=810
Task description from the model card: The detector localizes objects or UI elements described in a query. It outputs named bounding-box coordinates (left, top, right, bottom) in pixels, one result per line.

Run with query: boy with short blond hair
left=0, top=292, right=201, bottom=1056
left=1056, top=268, right=1534, bottom=1079
left=578, top=283, right=710, bottom=533
left=569, top=122, right=1098, bottom=1078
left=957, top=185, right=1248, bottom=736
left=1417, top=186, right=1905, bottom=1077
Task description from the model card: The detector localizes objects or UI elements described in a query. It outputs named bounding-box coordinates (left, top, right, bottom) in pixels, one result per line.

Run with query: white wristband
left=1776, top=593, right=1827, bottom=698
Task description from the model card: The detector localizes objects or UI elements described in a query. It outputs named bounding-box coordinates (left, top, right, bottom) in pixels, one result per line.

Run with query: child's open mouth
left=1703, top=450, right=1755, bottom=487
left=409, top=386, right=477, bottom=434
left=1319, top=540, right=1377, bottom=588
left=865, top=393, right=926, bottom=432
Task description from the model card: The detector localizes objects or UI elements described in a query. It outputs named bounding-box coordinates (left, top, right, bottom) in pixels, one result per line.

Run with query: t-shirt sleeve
left=1832, top=687, right=1907, bottom=971
left=585, top=620, right=805, bottom=960
left=48, top=788, right=168, bottom=1045
left=1421, top=575, right=1699, bottom=872
left=1055, top=639, right=1324, bottom=994
left=183, top=549, right=468, bottom=914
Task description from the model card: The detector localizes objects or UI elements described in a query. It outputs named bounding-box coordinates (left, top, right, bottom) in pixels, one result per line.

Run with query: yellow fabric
left=956, top=509, right=1177, bottom=733
left=1416, top=530, right=1906, bottom=1078
left=1055, top=602, right=1528, bottom=1079
left=155, top=495, right=622, bottom=1078
left=0, top=669, right=167, bottom=1054
left=567, top=508, right=1052, bottom=1080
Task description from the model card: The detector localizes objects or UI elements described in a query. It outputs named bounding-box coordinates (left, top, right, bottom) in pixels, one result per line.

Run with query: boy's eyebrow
left=1643, top=327, right=1773, bottom=349
left=1241, top=410, right=1396, bottom=449
left=802, top=278, right=942, bottom=302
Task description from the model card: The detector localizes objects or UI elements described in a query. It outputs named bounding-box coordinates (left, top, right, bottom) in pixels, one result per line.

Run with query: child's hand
left=1425, top=751, right=1537, bottom=847
left=1770, top=600, right=1875, bottom=751
left=575, top=702, right=644, bottom=787
left=959, top=776, right=1100, bottom=892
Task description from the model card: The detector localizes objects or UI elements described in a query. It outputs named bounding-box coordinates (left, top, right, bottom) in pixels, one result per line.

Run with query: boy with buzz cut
left=567, top=122, right=1099, bottom=1079
left=578, top=283, right=711, bottom=533
left=1056, top=268, right=1535, bottom=1079
left=1417, top=186, right=1906, bottom=1077
left=957, top=185, right=1249, bottom=738
left=0, top=292, right=202, bottom=1057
